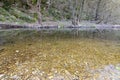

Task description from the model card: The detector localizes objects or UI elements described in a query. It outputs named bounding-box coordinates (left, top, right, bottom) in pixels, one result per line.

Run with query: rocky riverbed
left=0, top=29, right=120, bottom=80
left=0, top=37, right=120, bottom=80
left=0, top=64, right=120, bottom=80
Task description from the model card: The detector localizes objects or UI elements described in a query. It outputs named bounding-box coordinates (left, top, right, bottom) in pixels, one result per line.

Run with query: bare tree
left=69, top=0, right=85, bottom=26
left=27, top=0, right=42, bottom=25
left=95, top=0, right=102, bottom=21
left=78, top=0, right=85, bottom=21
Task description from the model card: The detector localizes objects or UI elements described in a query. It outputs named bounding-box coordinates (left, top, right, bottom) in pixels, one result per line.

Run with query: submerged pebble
left=0, top=74, right=5, bottom=78
left=15, top=50, right=19, bottom=53
left=0, top=47, right=4, bottom=52
left=96, top=64, right=120, bottom=80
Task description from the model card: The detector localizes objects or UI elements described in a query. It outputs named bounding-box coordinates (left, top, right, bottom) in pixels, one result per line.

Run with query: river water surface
left=0, top=30, right=120, bottom=79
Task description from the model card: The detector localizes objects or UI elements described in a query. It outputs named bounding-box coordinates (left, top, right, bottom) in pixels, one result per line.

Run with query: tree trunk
left=79, top=0, right=85, bottom=21
left=71, top=0, right=85, bottom=26
left=95, top=0, right=102, bottom=20
left=27, top=0, right=42, bottom=25
left=37, top=0, right=42, bottom=25
left=37, top=12, right=42, bottom=24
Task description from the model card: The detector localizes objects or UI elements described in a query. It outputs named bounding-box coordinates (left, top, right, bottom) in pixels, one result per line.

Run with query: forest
left=0, top=0, right=120, bottom=25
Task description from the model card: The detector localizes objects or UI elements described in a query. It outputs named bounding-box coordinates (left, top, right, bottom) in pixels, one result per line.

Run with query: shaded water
left=0, top=30, right=120, bottom=79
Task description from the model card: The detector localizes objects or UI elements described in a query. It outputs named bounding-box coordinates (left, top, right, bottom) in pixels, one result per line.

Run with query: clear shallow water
left=0, top=37, right=120, bottom=79
left=0, top=30, right=120, bottom=79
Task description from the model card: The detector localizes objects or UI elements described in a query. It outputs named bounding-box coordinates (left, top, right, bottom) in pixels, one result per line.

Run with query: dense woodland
left=0, top=0, right=120, bottom=25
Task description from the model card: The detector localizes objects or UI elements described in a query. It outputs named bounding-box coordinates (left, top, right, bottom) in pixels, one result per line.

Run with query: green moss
left=9, top=8, right=36, bottom=23
left=0, top=7, right=36, bottom=23
left=0, top=7, right=19, bottom=22
left=0, top=7, right=11, bottom=16
left=0, top=15, right=6, bottom=21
